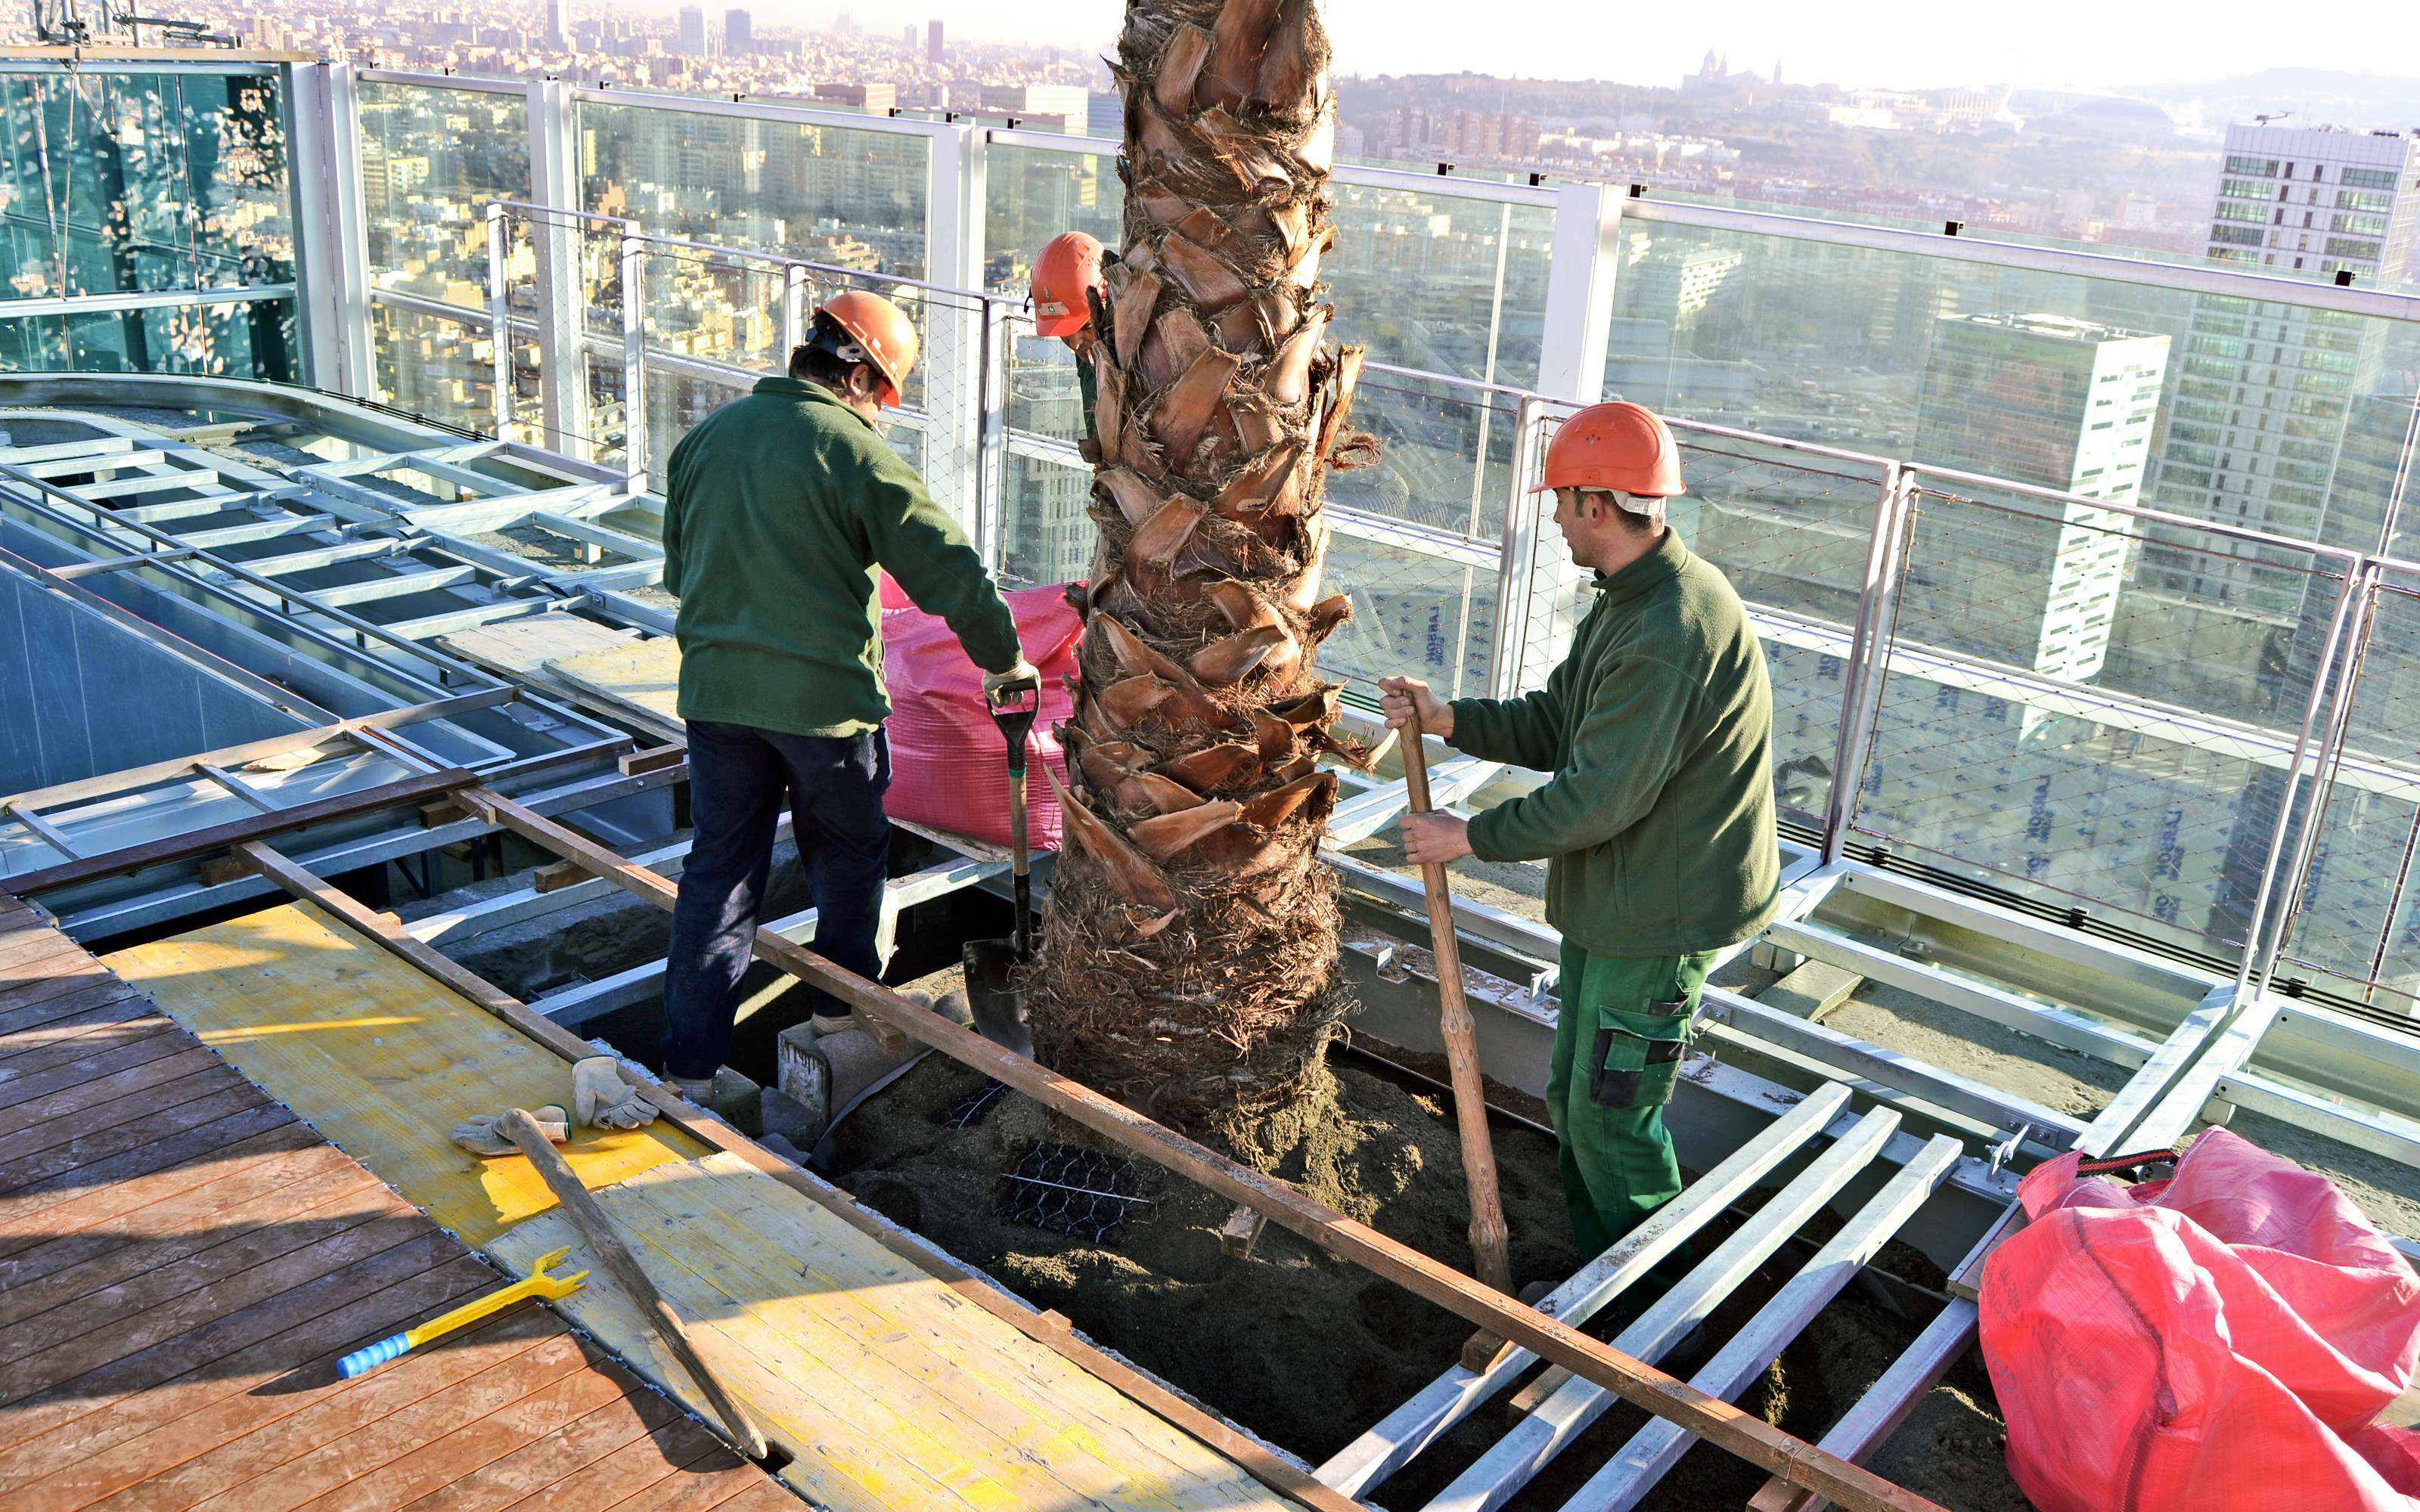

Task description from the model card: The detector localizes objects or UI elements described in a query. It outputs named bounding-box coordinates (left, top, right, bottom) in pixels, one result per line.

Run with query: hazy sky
left=829, top=0, right=2413, bottom=94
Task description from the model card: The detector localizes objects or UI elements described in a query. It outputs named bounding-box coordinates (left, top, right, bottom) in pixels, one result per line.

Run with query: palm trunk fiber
left=1031, top=0, right=1375, bottom=1142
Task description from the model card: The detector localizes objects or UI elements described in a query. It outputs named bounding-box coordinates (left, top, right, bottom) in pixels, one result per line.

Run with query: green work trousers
left=1547, top=941, right=1717, bottom=1258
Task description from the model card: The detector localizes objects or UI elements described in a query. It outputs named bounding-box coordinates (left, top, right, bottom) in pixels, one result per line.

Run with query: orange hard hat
left=815, top=290, right=919, bottom=407
left=1533, top=401, right=1684, bottom=498
left=1030, top=231, right=1106, bottom=339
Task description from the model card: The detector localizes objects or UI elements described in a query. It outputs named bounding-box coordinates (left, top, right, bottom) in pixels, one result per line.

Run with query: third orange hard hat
left=1030, top=231, right=1106, bottom=339
left=1533, top=401, right=1684, bottom=497
left=816, top=290, right=919, bottom=408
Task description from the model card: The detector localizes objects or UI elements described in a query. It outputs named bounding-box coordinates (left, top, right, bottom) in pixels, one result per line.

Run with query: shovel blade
left=961, top=938, right=1032, bottom=1058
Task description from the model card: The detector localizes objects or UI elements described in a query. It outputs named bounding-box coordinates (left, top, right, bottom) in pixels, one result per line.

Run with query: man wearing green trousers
left=1379, top=401, right=1778, bottom=1257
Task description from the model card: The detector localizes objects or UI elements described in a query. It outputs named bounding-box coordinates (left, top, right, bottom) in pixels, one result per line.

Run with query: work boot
left=667, top=1067, right=762, bottom=1137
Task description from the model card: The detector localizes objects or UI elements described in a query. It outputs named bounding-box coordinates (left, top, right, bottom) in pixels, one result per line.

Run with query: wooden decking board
left=489, top=1410, right=734, bottom=1512
left=0, top=962, right=124, bottom=1021
left=0, top=1184, right=412, bottom=1370
left=0, top=1142, right=368, bottom=1292
left=0, top=1160, right=386, bottom=1331
left=0, top=890, right=773, bottom=1510
left=597, top=1455, right=768, bottom=1512
left=0, top=1108, right=314, bottom=1241
left=0, top=993, right=161, bottom=1063
left=0, top=1024, right=199, bottom=1115
left=0, top=1070, right=271, bottom=1182
left=79, top=1309, right=567, bottom=1512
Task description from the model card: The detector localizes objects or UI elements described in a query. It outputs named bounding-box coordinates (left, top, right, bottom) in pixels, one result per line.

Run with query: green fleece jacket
left=662, top=377, right=1022, bottom=739
left=1450, top=530, right=1779, bottom=958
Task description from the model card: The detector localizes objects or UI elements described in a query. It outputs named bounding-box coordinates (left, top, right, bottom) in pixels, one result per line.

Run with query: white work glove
left=573, top=1055, right=659, bottom=1129
left=982, top=658, right=1041, bottom=698
left=451, top=1104, right=567, bottom=1157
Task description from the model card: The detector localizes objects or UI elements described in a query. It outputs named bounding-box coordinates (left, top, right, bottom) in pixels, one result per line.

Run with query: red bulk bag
left=878, top=575, right=1078, bottom=853
left=1981, top=1127, right=2420, bottom=1512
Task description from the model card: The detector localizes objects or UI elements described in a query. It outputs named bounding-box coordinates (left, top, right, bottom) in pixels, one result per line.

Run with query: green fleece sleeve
left=660, top=429, right=690, bottom=596
left=1464, top=654, right=1702, bottom=863
left=1448, top=640, right=1582, bottom=772
left=861, top=447, right=1022, bottom=674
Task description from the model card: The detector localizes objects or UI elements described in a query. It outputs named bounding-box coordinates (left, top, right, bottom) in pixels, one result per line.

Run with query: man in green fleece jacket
left=1380, top=401, right=1778, bottom=1256
left=658, top=292, right=1035, bottom=1106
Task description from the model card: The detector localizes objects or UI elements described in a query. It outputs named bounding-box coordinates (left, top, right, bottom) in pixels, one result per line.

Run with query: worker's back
left=660, top=375, right=1016, bottom=741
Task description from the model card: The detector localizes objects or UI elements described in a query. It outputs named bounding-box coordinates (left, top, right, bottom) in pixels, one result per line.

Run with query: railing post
left=1534, top=181, right=1619, bottom=404
left=2253, top=561, right=2382, bottom=996
left=288, top=60, right=372, bottom=397
left=780, top=262, right=808, bottom=359
left=1485, top=396, right=1547, bottom=701
left=2232, top=561, right=2374, bottom=1000
left=974, top=295, right=1010, bottom=573
left=527, top=78, right=589, bottom=460
left=620, top=233, right=647, bottom=488
left=1823, top=464, right=1916, bottom=865
left=485, top=200, right=510, bottom=441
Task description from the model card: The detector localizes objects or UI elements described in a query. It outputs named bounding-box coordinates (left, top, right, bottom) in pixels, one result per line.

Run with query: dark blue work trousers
left=661, top=720, right=891, bottom=1080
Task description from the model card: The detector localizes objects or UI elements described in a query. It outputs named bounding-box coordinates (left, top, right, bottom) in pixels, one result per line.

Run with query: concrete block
left=1758, top=959, right=1863, bottom=1023
left=776, top=1023, right=832, bottom=1144
left=759, top=1086, right=824, bottom=1148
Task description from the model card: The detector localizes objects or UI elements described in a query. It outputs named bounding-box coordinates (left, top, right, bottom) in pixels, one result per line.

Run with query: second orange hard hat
left=1534, top=401, right=1684, bottom=499
left=816, top=290, right=920, bottom=408
left=1030, top=231, right=1106, bottom=339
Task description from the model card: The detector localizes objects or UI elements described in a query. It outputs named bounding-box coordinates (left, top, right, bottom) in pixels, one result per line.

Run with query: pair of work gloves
left=450, top=1055, right=660, bottom=1156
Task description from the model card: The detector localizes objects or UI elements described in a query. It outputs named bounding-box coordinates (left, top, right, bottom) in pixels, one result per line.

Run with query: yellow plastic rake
left=338, top=1245, right=588, bottom=1378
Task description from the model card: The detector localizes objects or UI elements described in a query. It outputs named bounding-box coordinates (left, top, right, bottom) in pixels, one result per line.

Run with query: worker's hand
left=572, top=1056, right=659, bottom=1130
left=1378, top=676, right=1454, bottom=741
left=983, top=658, right=1041, bottom=699
left=1399, top=811, right=1473, bottom=865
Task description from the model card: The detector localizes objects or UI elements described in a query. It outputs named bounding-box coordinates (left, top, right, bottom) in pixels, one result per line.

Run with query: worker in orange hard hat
left=655, top=290, right=1038, bottom=1114
left=1029, top=231, right=1112, bottom=460
left=1381, top=401, right=1777, bottom=1263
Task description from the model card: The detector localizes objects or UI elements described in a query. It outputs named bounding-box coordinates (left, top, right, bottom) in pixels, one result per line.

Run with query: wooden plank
left=0, top=992, right=162, bottom=1064
left=0, top=1191, right=433, bottom=1399
left=0, top=1157, right=382, bottom=1331
left=29, top=1304, right=561, bottom=1512
left=0, top=1140, right=365, bottom=1294
left=0, top=1013, right=180, bottom=1086
left=469, top=787, right=1949, bottom=1512
left=0, top=1243, right=495, bottom=1481
left=104, top=901, right=709, bottom=1249
left=543, top=640, right=684, bottom=731
left=0, top=1181, right=411, bottom=1371
left=0, top=1021, right=191, bottom=1111
left=0, top=1072, right=270, bottom=1194
left=0, top=926, right=87, bottom=978
left=0, top=1102, right=300, bottom=1239
left=598, top=1452, right=765, bottom=1512
left=439, top=612, right=634, bottom=678
left=0, top=1123, right=322, bottom=1259
left=0, top=965, right=126, bottom=1025
left=5, top=768, right=478, bottom=896
left=0, top=1043, right=232, bottom=1142
left=492, top=1411, right=737, bottom=1512
left=391, top=1375, right=687, bottom=1512
left=206, top=1340, right=625, bottom=1512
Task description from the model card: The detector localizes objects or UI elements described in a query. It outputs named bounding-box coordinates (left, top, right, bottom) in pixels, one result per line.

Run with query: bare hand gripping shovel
left=964, top=674, right=1041, bottom=1055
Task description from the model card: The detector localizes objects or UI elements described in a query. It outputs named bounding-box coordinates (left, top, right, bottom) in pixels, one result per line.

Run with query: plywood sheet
left=104, top=902, right=707, bottom=1247
left=544, top=638, right=684, bottom=730
left=489, top=1152, right=1291, bottom=1512
left=440, top=612, right=634, bottom=680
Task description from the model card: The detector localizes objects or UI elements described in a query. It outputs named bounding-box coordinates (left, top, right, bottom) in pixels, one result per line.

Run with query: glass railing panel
left=1317, top=532, right=1499, bottom=705
left=1324, top=183, right=1553, bottom=389
left=1852, top=477, right=2353, bottom=957
left=984, top=141, right=1123, bottom=297
left=371, top=302, right=497, bottom=435
left=0, top=298, right=296, bottom=380
left=577, top=99, right=930, bottom=290
left=1, top=67, right=292, bottom=304
left=357, top=81, right=528, bottom=311
left=1328, top=368, right=1521, bottom=540
left=2279, top=556, right=2420, bottom=1014
left=999, top=444, right=1095, bottom=588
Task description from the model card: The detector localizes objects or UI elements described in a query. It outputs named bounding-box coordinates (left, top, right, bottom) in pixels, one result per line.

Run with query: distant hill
left=2139, top=70, right=2420, bottom=132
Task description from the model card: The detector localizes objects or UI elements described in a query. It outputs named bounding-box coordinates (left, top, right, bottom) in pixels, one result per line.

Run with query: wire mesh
left=994, top=1140, right=1159, bottom=1246
left=930, top=1079, right=1010, bottom=1129
left=1849, top=479, right=2350, bottom=956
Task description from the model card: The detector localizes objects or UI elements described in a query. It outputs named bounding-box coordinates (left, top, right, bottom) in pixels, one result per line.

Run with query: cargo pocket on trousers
left=1587, top=997, right=1691, bottom=1110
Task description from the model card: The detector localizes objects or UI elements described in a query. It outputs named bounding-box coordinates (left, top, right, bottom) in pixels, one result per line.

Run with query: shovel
left=963, top=674, right=1041, bottom=1055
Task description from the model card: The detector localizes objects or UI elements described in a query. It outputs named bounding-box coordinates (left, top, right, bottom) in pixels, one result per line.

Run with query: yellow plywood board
left=489, top=1153, right=1290, bottom=1512
left=544, top=637, right=684, bottom=729
left=104, top=901, right=707, bottom=1247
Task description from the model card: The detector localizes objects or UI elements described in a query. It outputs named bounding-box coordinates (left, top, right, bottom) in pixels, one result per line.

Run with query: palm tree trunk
left=1031, top=0, right=1373, bottom=1139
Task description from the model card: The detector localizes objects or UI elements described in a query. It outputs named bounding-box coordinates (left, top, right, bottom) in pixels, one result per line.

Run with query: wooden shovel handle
left=1398, top=712, right=1513, bottom=1297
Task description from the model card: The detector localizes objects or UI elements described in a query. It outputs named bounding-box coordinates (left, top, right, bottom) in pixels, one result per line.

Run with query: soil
left=824, top=1046, right=2035, bottom=1511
